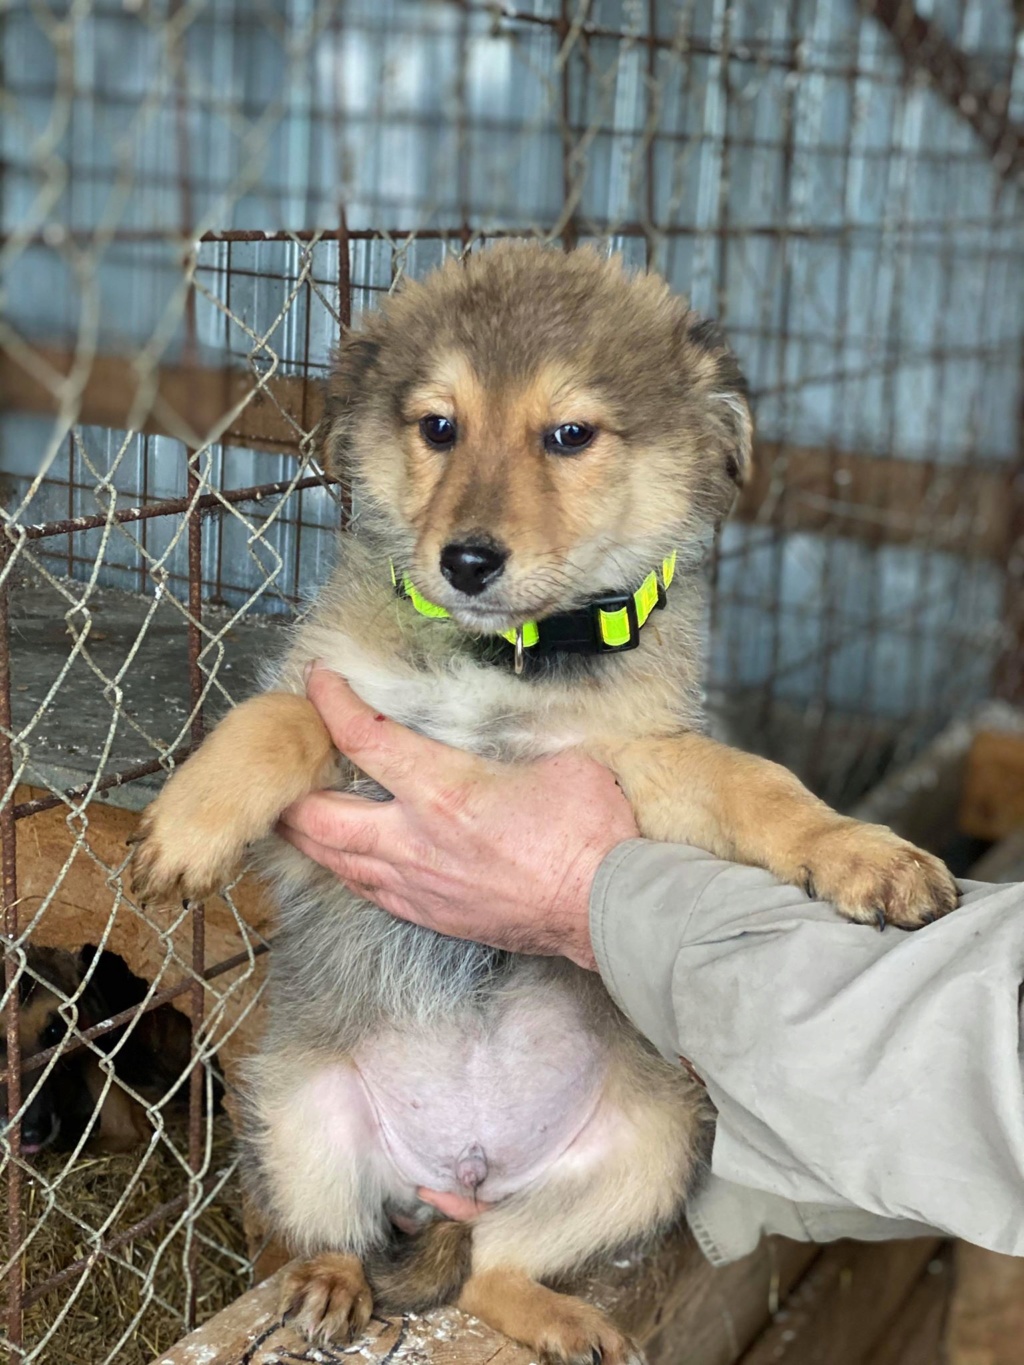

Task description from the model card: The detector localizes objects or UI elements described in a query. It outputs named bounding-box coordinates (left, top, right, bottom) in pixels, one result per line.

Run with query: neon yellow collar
left=391, top=552, right=677, bottom=668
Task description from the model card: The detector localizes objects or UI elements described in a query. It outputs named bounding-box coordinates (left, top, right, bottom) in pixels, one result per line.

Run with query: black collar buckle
left=530, top=591, right=642, bottom=655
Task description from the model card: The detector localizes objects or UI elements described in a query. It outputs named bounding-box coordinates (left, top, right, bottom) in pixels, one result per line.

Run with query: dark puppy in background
left=133, top=245, right=956, bottom=1363
left=1, top=946, right=193, bottom=1156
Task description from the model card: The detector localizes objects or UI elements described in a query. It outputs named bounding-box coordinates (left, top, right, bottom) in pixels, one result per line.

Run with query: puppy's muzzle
left=439, top=541, right=508, bottom=597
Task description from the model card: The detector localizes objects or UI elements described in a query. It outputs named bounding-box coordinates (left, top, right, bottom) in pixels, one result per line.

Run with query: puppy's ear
left=317, top=328, right=380, bottom=478
left=684, top=317, right=753, bottom=524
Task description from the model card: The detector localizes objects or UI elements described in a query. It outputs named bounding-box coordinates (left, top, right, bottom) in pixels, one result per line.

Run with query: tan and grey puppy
left=132, top=245, right=956, bottom=1363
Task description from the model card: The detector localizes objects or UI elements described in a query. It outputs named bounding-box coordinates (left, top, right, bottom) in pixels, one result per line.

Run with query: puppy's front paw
left=281, top=1254, right=373, bottom=1347
left=130, top=783, right=245, bottom=905
left=800, top=821, right=957, bottom=929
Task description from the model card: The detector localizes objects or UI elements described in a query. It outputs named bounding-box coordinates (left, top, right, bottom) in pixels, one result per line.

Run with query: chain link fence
left=1, top=0, right=1022, bottom=1358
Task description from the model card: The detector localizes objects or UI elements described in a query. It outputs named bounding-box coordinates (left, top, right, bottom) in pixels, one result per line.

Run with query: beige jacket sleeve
left=589, top=840, right=1024, bottom=1266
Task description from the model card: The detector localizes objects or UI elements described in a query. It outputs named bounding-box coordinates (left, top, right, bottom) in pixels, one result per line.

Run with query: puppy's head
left=323, top=244, right=751, bottom=632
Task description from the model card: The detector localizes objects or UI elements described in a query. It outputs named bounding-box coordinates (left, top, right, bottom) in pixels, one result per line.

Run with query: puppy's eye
left=544, top=423, right=595, bottom=455
left=39, top=1017, right=65, bottom=1050
left=420, top=415, right=456, bottom=449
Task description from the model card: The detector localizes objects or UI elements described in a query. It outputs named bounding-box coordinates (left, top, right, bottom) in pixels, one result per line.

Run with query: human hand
left=276, top=667, right=639, bottom=970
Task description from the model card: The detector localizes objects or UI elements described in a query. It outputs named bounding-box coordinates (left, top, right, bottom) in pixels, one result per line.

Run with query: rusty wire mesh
left=0, top=0, right=1022, bottom=1359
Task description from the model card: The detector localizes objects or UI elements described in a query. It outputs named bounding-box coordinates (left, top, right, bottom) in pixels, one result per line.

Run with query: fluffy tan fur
left=133, top=244, right=956, bottom=1363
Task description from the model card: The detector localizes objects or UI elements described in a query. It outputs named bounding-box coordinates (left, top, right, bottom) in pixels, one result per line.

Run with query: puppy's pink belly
left=353, top=1001, right=608, bottom=1202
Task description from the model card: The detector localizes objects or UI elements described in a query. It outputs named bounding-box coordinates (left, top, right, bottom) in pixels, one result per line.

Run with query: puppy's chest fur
left=275, top=538, right=706, bottom=764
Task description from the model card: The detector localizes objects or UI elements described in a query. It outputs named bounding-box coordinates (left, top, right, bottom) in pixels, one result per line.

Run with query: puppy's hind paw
left=281, top=1253, right=374, bottom=1348
left=536, top=1308, right=644, bottom=1365
left=460, top=1272, right=643, bottom=1365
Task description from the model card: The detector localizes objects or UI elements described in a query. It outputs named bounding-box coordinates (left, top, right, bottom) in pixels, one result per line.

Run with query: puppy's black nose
left=439, top=542, right=508, bottom=597
left=21, top=1117, right=48, bottom=1146
left=21, top=1104, right=54, bottom=1149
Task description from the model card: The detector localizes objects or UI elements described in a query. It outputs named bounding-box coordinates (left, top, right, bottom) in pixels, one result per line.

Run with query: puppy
left=132, top=245, right=956, bottom=1362
left=1, top=946, right=193, bottom=1156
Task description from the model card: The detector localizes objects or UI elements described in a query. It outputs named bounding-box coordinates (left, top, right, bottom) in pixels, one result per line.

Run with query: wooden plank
left=736, top=1238, right=943, bottom=1365
left=736, top=442, right=1012, bottom=559
left=959, top=730, right=1024, bottom=841
left=945, top=1243, right=1024, bottom=1365
left=1, top=346, right=1014, bottom=559
left=871, top=1247, right=952, bottom=1365
left=12, top=782, right=272, bottom=1157
left=150, top=1269, right=535, bottom=1365
left=152, top=1236, right=816, bottom=1365
left=0, top=344, right=319, bottom=453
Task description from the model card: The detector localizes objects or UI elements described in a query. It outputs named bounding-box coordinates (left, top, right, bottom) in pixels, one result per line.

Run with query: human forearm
left=591, top=842, right=1024, bottom=1259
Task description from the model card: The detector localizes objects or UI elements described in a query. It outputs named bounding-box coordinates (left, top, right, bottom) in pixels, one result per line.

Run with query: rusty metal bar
left=185, top=455, right=207, bottom=1332
left=3, top=201, right=1017, bottom=252
left=172, top=15, right=208, bottom=1311
left=20, top=1171, right=229, bottom=1309
left=455, top=0, right=472, bottom=254
left=65, top=434, right=75, bottom=578
left=18, top=475, right=335, bottom=544
left=0, top=531, right=24, bottom=1357
left=335, top=216, right=353, bottom=526
left=557, top=0, right=578, bottom=252
left=12, top=751, right=192, bottom=821
left=337, top=216, right=351, bottom=333
left=22, top=1192, right=189, bottom=1307
left=642, top=0, right=658, bottom=268
left=2, top=225, right=518, bottom=247
left=753, top=0, right=801, bottom=753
